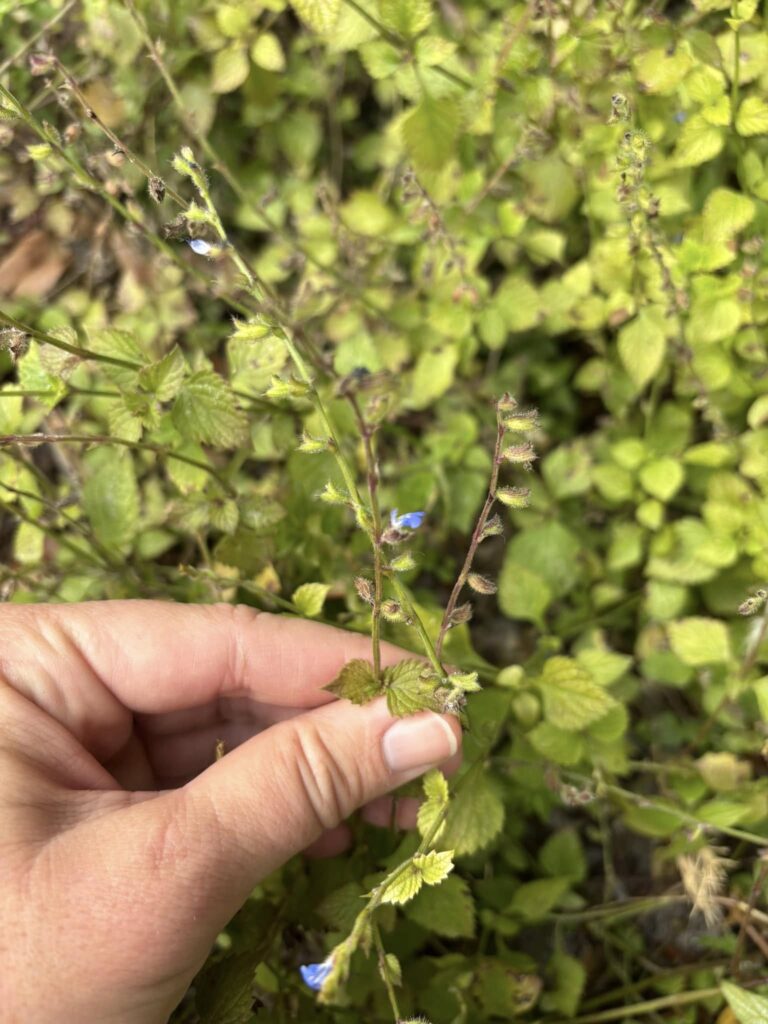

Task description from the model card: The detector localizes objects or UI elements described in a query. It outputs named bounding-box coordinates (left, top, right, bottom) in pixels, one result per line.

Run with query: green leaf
left=379, top=0, right=432, bottom=35
left=407, top=347, right=459, bottom=410
left=617, top=308, right=667, bottom=391
left=401, top=96, right=460, bottom=173
left=340, top=190, right=395, bottom=236
left=417, top=769, right=449, bottom=840
left=292, top=582, right=330, bottom=617
left=528, top=722, right=585, bottom=765
left=537, top=657, right=618, bottom=731
left=211, top=44, right=250, bottom=94
left=250, top=32, right=286, bottom=72
left=139, top=346, right=186, bottom=401
left=87, top=328, right=144, bottom=387
left=668, top=617, right=732, bottom=666
left=701, top=187, right=756, bottom=241
left=82, top=448, right=139, bottom=553
left=498, top=561, right=551, bottom=626
left=441, top=766, right=504, bottom=855
left=639, top=457, right=684, bottom=502
left=413, top=849, right=454, bottom=885
left=324, top=659, right=382, bottom=704
left=674, top=114, right=724, bottom=167
left=172, top=370, right=247, bottom=448
left=721, top=980, right=768, bottom=1023
left=359, top=39, right=402, bottom=79
left=634, top=47, right=692, bottom=94
left=405, top=873, right=475, bottom=938
left=545, top=953, right=587, bottom=1018
left=737, top=95, right=768, bottom=136
left=510, top=877, right=570, bottom=920
left=290, top=0, right=341, bottom=33
left=539, top=829, right=587, bottom=883
left=383, top=659, right=440, bottom=716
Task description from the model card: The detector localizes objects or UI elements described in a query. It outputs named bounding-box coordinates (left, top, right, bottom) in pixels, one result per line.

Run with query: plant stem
left=348, top=396, right=384, bottom=678
left=731, top=20, right=741, bottom=123
left=390, top=575, right=445, bottom=679
left=0, top=433, right=236, bottom=496
left=539, top=986, right=722, bottom=1024
left=436, top=410, right=504, bottom=658
left=0, top=0, right=77, bottom=76
left=372, top=921, right=401, bottom=1022
left=0, top=309, right=138, bottom=370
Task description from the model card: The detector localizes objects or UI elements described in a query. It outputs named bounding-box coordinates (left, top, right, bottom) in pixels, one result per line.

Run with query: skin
left=0, top=600, right=461, bottom=1024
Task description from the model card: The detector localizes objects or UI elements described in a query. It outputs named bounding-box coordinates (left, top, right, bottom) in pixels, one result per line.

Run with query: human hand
left=0, top=601, right=461, bottom=1023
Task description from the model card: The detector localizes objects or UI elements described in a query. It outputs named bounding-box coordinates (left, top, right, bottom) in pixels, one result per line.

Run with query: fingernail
left=381, top=713, right=457, bottom=775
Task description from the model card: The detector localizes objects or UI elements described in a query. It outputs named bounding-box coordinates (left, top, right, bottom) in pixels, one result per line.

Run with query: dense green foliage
left=3, top=0, right=768, bottom=1020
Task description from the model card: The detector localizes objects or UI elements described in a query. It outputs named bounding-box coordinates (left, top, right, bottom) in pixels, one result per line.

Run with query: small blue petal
left=188, top=238, right=212, bottom=255
left=391, top=508, right=424, bottom=530
left=300, top=959, right=333, bottom=992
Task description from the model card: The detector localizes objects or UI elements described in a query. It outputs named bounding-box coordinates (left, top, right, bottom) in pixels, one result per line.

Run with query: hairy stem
left=436, top=411, right=504, bottom=658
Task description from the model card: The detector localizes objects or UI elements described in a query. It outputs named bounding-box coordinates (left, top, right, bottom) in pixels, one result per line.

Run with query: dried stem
left=372, top=921, right=401, bottom=1022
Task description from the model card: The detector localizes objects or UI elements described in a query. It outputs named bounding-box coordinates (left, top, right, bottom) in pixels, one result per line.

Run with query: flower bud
left=297, top=433, right=331, bottom=454
left=389, top=552, right=416, bottom=572
left=497, top=392, right=518, bottom=413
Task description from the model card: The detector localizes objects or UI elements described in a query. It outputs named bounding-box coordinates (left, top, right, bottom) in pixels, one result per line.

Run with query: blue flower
left=390, top=508, right=425, bottom=530
left=188, top=238, right=212, bottom=255
left=300, top=957, right=334, bottom=992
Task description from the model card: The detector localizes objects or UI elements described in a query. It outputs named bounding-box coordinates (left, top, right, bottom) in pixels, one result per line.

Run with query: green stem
left=372, top=921, right=401, bottom=1022
left=0, top=0, right=77, bottom=76
left=390, top=575, right=445, bottom=679
left=0, top=309, right=138, bottom=370
left=0, top=433, right=236, bottom=496
left=731, top=22, right=741, bottom=122
left=539, top=986, right=722, bottom=1024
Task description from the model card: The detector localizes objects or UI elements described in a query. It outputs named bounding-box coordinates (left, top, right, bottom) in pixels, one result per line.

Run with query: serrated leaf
left=413, top=849, right=454, bottom=885
left=737, top=95, right=768, bottom=136
left=290, top=0, right=341, bottom=33
left=721, top=980, right=768, bottom=1024
left=405, top=873, right=475, bottom=938
left=227, top=329, right=287, bottom=395
left=325, top=659, right=382, bottom=704
left=441, top=765, right=504, bottom=856
left=537, top=657, right=618, bottom=731
left=511, top=876, right=570, bottom=920
left=417, top=768, right=449, bottom=840
left=674, top=114, right=724, bottom=167
left=401, top=96, right=459, bottom=173
left=139, top=346, right=186, bottom=401
left=172, top=370, right=247, bottom=448
left=108, top=399, right=143, bottom=442
left=383, top=659, right=440, bottom=716
left=292, top=581, right=330, bottom=617
left=87, top=328, right=144, bottom=387
left=702, top=187, right=756, bottom=241
left=668, top=617, right=732, bottom=666
left=380, top=861, right=425, bottom=905
left=378, top=0, right=432, bottom=35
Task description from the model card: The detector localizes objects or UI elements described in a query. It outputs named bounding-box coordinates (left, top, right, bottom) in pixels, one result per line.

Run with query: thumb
left=123, top=696, right=459, bottom=934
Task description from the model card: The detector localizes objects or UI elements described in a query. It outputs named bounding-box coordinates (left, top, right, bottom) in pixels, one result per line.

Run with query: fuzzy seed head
left=467, top=573, right=497, bottom=595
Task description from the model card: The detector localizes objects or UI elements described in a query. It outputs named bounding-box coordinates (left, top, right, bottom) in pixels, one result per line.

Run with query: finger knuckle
left=288, top=722, right=360, bottom=833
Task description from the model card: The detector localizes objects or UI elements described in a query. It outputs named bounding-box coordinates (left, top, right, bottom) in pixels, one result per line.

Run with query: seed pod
left=297, top=433, right=330, bottom=454
left=148, top=176, right=166, bottom=203
left=381, top=599, right=406, bottom=622
left=497, top=392, right=518, bottom=413
left=503, top=410, right=539, bottom=433
left=501, top=443, right=537, bottom=466
left=354, top=577, right=374, bottom=604
left=480, top=513, right=504, bottom=541
left=29, top=52, right=56, bottom=76
left=496, top=486, right=531, bottom=509
left=449, top=602, right=473, bottom=626
left=467, top=573, right=497, bottom=595
left=389, top=552, right=416, bottom=573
